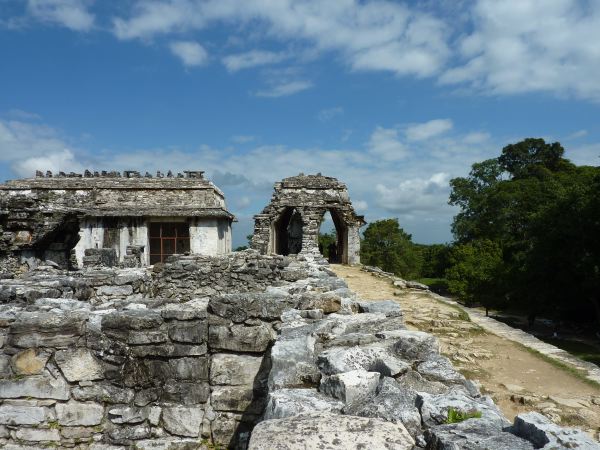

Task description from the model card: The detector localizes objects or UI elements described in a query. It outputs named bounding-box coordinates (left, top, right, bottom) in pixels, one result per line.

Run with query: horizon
left=1, top=0, right=599, bottom=247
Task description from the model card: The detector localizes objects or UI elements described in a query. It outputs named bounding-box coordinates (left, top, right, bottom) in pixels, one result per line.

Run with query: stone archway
left=252, top=174, right=365, bottom=264
left=272, top=207, right=304, bottom=256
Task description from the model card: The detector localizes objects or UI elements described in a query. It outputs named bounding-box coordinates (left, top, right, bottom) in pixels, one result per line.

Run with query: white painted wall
left=74, top=216, right=231, bottom=267
left=74, top=218, right=105, bottom=268
left=190, top=218, right=231, bottom=255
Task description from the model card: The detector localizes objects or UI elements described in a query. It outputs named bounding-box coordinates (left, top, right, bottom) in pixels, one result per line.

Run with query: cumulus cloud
left=254, top=80, right=313, bottom=98
left=169, top=41, right=208, bottom=67
left=367, top=127, right=408, bottom=161
left=317, top=107, right=344, bottom=122
left=405, top=119, right=453, bottom=141
left=27, top=0, right=94, bottom=31
left=441, top=0, right=600, bottom=101
left=222, top=50, right=287, bottom=72
left=111, top=0, right=450, bottom=78
left=375, top=172, right=453, bottom=215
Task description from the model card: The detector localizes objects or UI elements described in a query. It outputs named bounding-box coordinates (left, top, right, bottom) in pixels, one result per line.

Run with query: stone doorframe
left=252, top=174, right=365, bottom=264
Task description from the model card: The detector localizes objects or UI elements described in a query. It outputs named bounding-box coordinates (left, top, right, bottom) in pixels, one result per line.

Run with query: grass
left=517, top=342, right=600, bottom=389
left=541, top=337, right=600, bottom=368
left=416, top=277, right=450, bottom=294
left=445, top=408, right=482, bottom=424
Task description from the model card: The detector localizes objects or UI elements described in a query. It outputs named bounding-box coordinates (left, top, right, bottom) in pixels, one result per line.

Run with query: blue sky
left=1, top=0, right=599, bottom=247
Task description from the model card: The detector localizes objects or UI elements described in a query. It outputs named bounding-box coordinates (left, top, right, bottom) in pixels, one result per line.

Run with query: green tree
left=445, top=239, right=503, bottom=312
left=361, top=219, right=422, bottom=278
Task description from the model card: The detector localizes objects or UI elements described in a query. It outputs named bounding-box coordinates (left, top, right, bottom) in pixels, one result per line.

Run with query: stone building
left=0, top=170, right=234, bottom=268
left=252, top=174, right=365, bottom=264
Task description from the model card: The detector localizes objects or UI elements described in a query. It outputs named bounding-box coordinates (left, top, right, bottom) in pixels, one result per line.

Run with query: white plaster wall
left=119, top=219, right=150, bottom=265
left=190, top=218, right=231, bottom=255
left=74, top=218, right=104, bottom=268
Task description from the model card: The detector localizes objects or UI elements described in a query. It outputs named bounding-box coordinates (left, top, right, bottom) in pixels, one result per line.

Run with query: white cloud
left=567, top=129, right=588, bottom=140
left=27, top=0, right=94, bottom=31
left=405, top=119, right=453, bottom=141
left=441, top=0, right=600, bottom=102
left=254, top=80, right=313, bottom=98
left=222, top=50, right=286, bottom=72
left=367, top=127, right=408, bottom=161
left=112, top=0, right=450, bottom=78
left=317, top=107, right=344, bottom=122
left=375, top=172, right=453, bottom=215
left=353, top=200, right=368, bottom=211
left=169, top=41, right=208, bottom=67
left=13, top=149, right=83, bottom=177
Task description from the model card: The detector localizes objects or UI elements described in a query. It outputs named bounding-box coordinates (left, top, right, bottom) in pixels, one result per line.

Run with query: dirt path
left=331, top=264, right=600, bottom=439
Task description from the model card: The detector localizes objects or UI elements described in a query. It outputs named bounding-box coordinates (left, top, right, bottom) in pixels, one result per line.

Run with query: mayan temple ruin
left=0, top=171, right=596, bottom=449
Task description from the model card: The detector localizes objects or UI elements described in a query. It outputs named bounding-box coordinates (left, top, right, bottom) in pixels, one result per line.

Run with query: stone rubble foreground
left=0, top=250, right=597, bottom=449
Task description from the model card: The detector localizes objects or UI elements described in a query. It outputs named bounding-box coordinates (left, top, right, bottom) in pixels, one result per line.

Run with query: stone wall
left=0, top=251, right=596, bottom=449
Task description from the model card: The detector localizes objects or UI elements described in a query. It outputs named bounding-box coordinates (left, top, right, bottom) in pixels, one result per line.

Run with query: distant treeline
left=359, top=138, right=600, bottom=326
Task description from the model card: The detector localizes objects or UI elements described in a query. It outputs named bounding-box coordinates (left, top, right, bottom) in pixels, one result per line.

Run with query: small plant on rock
left=445, top=408, right=482, bottom=424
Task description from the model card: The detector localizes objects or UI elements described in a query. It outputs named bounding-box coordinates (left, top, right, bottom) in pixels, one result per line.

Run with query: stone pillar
left=347, top=225, right=361, bottom=265
left=300, top=209, right=320, bottom=254
left=251, top=215, right=272, bottom=254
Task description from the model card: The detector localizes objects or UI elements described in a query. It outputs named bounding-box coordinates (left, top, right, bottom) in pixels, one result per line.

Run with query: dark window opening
left=149, top=222, right=190, bottom=264
left=274, top=208, right=303, bottom=256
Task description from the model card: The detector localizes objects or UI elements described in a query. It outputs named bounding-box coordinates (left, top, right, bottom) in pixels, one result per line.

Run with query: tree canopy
left=447, top=138, right=600, bottom=324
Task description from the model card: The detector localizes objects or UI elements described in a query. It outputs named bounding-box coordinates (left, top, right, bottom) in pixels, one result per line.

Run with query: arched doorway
left=318, top=209, right=348, bottom=264
left=272, top=207, right=303, bottom=255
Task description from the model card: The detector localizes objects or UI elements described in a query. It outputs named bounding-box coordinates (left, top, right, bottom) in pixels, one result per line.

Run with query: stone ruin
left=252, top=173, right=365, bottom=264
left=0, top=172, right=596, bottom=450
left=0, top=170, right=233, bottom=271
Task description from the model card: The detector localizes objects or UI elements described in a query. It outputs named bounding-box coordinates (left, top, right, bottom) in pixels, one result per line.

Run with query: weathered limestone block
left=417, top=354, right=466, bottom=384
left=101, top=310, right=163, bottom=331
left=357, top=299, right=402, bottom=317
left=0, top=372, right=70, bottom=399
left=211, top=385, right=260, bottom=413
left=210, top=354, right=263, bottom=386
left=209, top=293, right=297, bottom=322
left=72, top=384, right=134, bottom=404
left=162, top=380, right=210, bottom=404
left=426, top=419, right=535, bottom=450
left=211, top=411, right=247, bottom=448
left=160, top=298, right=208, bottom=321
left=418, top=391, right=507, bottom=428
left=268, top=332, right=320, bottom=390
left=208, top=323, right=276, bottom=353
left=512, top=412, right=599, bottom=449
left=169, top=357, right=208, bottom=381
left=60, top=426, right=98, bottom=439
left=0, top=404, right=54, bottom=425
left=298, top=292, right=341, bottom=313
left=248, top=412, right=414, bottom=450
left=162, top=406, right=203, bottom=437
left=56, top=400, right=104, bottom=426
left=168, top=320, right=207, bottom=343
left=125, top=329, right=169, bottom=345
left=108, top=424, right=151, bottom=443
left=317, top=345, right=410, bottom=377
left=10, top=348, right=49, bottom=375
left=263, top=388, right=344, bottom=420
left=96, top=285, right=133, bottom=297
left=108, top=406, right=148, bottom=424
left=319, top=369, right=380, bottom=406
left=0, top=355, right=10, bottom=377
left=344, top=377, right=422, bottom=437
left=55, top=348, right=104, bottom=382
left=377, top=329, right=440, bottom=361
left=14, top=428, right=61, bottom=442
left=9, top=311, right=87, bottom=348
